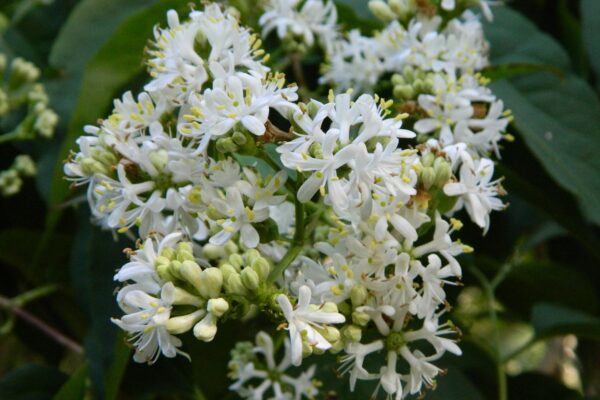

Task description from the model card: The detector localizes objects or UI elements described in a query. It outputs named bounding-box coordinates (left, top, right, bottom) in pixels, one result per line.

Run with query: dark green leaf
left=508, top=372, right=582, bottom=400
left=103, top=337, right=130, bottom=400
left=485, top=7, right=600, bottom=226
left=0, top=364, right=66, bottom=400
left=532, top=303, right=600, bottom=340
left=53, top=364, right=89, bottom=400
left=581, top=0, right=600, bottom=91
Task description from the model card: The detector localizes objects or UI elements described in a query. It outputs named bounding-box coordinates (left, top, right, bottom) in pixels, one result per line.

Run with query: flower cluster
left=0, top=54, right=58, bottom=196
left=66, top=1, right=509, bottom=399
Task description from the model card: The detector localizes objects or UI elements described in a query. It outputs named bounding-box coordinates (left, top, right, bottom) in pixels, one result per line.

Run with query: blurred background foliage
left=0, top=0, right=599, bottom=399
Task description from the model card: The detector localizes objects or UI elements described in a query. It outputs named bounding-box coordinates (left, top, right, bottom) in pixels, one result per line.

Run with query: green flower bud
left=148, top=149, right=168, bottom=171
left=219, top=263, right=238, bottom=281
left=322, top=302, right=340, bottom=314
left=302, top=339, right=313, bottom=358
left=350, top=285, right=368, bottom=307
left=199, top=268, right=223, bottom=299
left=388, top=0, right=410, bottom=19
left=228, top=253, right=244, bottom=270
left=369, top=0, right=396, bottom=21
left=251, top=258, right=270, bottom=282
left=156, top=263, right=175, bottom=282
left=224, top=241, right=239, bottom=255
left=307, top=102, right=320, bottom=119
left=90, top=148, right=117, bottom=167
left=166, top=310, right=205, bottom=334
left=225, top=273, right=248, bottom=296
left=421, top=166, right=436, bottom=190
left=80, top=158, right=109, bottom=176
left=421, top=152, right=435, bottom=167
left=330, top=338, right=345, bottom=353
left=169, top=260, right=183, bottom=279
left=13, top=155, right=36, bottom=177
left=160, top=247, right=176, bottom=260
left=180, top=260, right=203, bottom=293
left=216, top=137, right=238, bottom=153
left=319, top=326, right=341, bottom=343
left=241, top=267, right=260, bottom=291
left=244, top=249, right=261, bottom=264
left=393, top=84, right=414, bottom=100
left=352, top=311, right=371, bottom=327
left=206, top=205, right=225, bottom=220
left=232, top=131, right=247, bottom=145
left=433, top=158, right=452, bottom=187
left=172, top=287, right=204, bottom=307
left=207, top=298, right=229, bottom=317
left=342, top=325, right=363, bottom=342
left=391, top=74, right=405, bottom=85
left=177, top=242, right=193, bottom=255
left=203, top=243, right=225, bottom=260
left=177, top=250, right=195, bottom=262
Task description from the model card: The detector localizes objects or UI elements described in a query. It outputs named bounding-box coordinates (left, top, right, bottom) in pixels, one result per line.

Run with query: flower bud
left=172, top=287, right=204, bottom=307
left=177, top=249, right=195, bottom=262
left=156, top=263, right=175, bottom=282
left=393, top=84, right=414, bottom=100
left=225, top=273, right=248, bottom=296
left=321, top=302, right=340, bottom=314
left=433, top=158, right=452, bottom=187
left=228, top=253, right=244, bottom=270
left=388, top=0, right=410, bottom=19
left=320, top=326, right=341, bottom=343
left=149, top=149, right=168, bottom=171
left=193, top=314, right=218, bottom=342
left=241, top=267, right=260, bottom=291
left=13, top=155, right=36, bottom=177
left=342, top=325, right=363, bottom=342
left=369, top=0, right=396, bottom=21
left=180, top=260, right=203, bottom=293
left=350, top=285, right=368, bottom=307
left=216, top=137, right=238, bottom=153
left=202, top=243, right=225, bottom=260
left=199, top=268, right=223, bottom=299
left=352, top=311, right=371, bottom=327
left=244, top=249, right=261, bottom=264
left=160, top=247, right=176, bottom=260
left=421, top=166, right=436, bottom=190
left=251, top=258, right=270, bottom=282
left=177, top=242, right=193, bottom=255
left=224, top=241, right=239, bottom=255
left=168, top=260, right=183, bottom=279
left=232, top=131, right=247, bottom=146
left=166, top=310, right=205, bottom=334
left=219, top=263, right=238, bottom=281
left=207, top=298, right=229, bottom=317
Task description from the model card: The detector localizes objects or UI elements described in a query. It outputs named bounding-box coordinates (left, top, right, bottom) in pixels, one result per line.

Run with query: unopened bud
left=421, top=166, right=435, bottom=190
left=352, top=311, right=371, bottom=327
left=232, top=131, right=247, bottom=146
left=172, top=287, right=204, bottom=307
left=342, top=325, right=363, bottom=342
left=167, top=310, right=205, bottom=334
left=149, top=149, right=168, bottom=171
left=369, top=0, right=396, bottom=21
left=203, top=243, right=225, bottom=260
left=228, top=253, right=244, bottom=270
left=241, top=267, right=260, bottom=291
left=251, top=258, right=270, bottom=282
left=219, top=263, right=238, bottom=280
left=322, top=302, right=340, bottom=314
left=216, top=137, right=238, bottom=153
left=180, top=260, right=203, bottom=293
left=193, top=314, right=218, bottom=342
left=433, top=159, right=452, bottom=187
left=350, top=285, right=368, bottom=307
left=199, top=268, right=223, bottom=299
left=207, top=298, right=229, bottom=317
left=225, top=273, right=248, bottom=295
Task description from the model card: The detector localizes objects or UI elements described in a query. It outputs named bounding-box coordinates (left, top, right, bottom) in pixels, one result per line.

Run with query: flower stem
left=0, top=293, right=84, bottom=354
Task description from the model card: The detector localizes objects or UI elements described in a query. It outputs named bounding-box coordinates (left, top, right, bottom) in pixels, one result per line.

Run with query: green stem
left=0, top=128, right=24, bottom=144
left=469, top=266, right=508, bottom=400
left=12, top=284, right=58, bottom=307
left=267, top=176, right=305, bottom=283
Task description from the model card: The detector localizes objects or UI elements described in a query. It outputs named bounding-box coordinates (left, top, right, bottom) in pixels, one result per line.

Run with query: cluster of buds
left=0, top=53, right=58, bottom=197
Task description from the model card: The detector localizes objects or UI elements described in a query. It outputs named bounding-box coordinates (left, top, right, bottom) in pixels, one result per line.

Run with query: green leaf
left=532, top=303, right=600, bottom=340
left=69, top=210, right=130, bottom=398
left=53, top=364, right=89, bottom=400
left=103, top=337, right=131, bottom=400
left=581, top=0, right=600, bottom=91
left=0, top=364, right=67, bottom=400
left=490, top=260, right=599, bottom=317
left=485, top=7, right=600, bottom=226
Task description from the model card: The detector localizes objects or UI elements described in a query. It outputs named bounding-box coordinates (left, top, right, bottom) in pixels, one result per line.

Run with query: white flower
left=229, top=331, right=320, bottom=400
left=209, top=186, right=268, bottom=248
left=112, top=282, right=185, bottom=364
left=260, top=0, right=338, bottom=51
left=339, top=341, right=384, bottom=391
left=443, top=157, right=504, bottom=232
left=277, top=286, right=345, bottom=366
left=180, top=74, right=298, bottom=150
